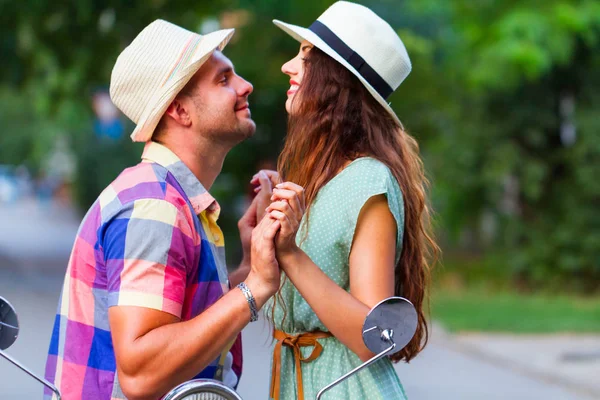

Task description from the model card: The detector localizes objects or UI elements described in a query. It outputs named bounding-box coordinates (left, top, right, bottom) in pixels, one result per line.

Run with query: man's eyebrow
left=214, top=65, right=233, bottom=79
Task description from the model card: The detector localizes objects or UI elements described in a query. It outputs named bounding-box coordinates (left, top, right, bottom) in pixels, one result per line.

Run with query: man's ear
left=164, top=97, right=192, bottom=127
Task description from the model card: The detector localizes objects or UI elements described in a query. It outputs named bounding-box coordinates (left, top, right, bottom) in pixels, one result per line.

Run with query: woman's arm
left=269, top=188, right=396, bottom=362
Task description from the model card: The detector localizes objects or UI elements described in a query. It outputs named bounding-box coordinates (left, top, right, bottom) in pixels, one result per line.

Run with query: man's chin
left=240, top=119, right=257, bottom=139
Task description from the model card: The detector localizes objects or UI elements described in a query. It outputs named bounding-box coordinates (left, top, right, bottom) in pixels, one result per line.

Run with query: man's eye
left=221, top=77, right=228, bottom=84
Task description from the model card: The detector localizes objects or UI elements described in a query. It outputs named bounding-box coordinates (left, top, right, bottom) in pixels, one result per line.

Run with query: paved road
left=236, top=314, right=596, bottom=400
left=0, top=268, right=64, bottom=400
left=0, top=200, right=596, bottom=399
left=1, top=265, right=596, bottom=400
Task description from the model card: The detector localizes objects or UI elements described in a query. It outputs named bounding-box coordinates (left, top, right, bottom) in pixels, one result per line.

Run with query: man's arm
left=109, top=273, right=271, bottom=400
left=105, top=200, right=281, bottom=400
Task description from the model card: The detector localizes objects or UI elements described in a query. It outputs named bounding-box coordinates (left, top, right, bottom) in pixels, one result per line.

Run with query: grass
left=431, top=285, right=600, bottom=333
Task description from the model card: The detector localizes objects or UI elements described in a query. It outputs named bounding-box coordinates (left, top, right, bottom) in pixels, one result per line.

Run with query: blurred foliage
left=433, top=284, right=600, bottom=333
left=0, top=0, right=598, bottom=290
left=429, top=0, right=600, bottom=291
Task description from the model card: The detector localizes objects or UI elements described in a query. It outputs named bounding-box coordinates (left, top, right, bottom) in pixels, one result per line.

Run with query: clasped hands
left=236, top=169, right=305, bottom=296
left=252, top=169, right=305, bottom=260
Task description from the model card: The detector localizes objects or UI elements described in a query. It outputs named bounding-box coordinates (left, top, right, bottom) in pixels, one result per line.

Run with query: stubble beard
left=193, top=97, right=256, bottom=145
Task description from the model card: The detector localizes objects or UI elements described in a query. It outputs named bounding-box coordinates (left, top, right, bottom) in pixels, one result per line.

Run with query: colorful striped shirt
left=44, top=142, right=241, bottom=399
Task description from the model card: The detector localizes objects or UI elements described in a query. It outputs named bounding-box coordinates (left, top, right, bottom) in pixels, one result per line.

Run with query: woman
left=255, top=2, right=438, bottom=399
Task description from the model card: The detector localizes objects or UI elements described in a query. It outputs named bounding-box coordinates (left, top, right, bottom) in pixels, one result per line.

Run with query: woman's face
left=281, top=40, right=314, bottom=114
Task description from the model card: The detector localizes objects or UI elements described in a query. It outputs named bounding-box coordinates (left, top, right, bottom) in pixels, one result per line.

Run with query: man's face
left=184, top=51, right=255, bottom=144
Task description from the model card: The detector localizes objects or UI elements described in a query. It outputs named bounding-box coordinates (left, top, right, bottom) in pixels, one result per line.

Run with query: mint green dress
left=266, top=158, right=408, bottom=400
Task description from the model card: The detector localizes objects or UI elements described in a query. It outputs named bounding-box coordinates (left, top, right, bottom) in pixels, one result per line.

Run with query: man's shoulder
left=95, top=161, right=191, bottom=222
left=113, top=160, right=168, bottom=191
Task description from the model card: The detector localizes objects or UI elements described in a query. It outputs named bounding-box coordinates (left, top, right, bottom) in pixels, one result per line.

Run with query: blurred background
left=0, top=0, right=599, bottom=399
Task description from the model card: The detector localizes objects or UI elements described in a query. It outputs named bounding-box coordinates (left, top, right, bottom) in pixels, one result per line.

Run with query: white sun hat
left=273, top=1, right=411, bottom=125
left=110, top=19, right=235, bottom=142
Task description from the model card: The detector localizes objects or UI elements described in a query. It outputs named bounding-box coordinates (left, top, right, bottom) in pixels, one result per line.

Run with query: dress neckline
left=324, top=156, right=375, bottom=187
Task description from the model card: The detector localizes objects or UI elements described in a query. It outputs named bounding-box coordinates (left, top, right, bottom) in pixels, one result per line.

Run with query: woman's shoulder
left=318, top=156, right=405, bottom=251
left=345, top=156, right=391, bottom=172
left=313, top=157, right=403, bottom=212
left=333, top=157, right=397, bottom=190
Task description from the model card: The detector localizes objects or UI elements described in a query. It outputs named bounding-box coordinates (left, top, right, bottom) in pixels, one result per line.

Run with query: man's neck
left=157, top=135, right=231, bottom=191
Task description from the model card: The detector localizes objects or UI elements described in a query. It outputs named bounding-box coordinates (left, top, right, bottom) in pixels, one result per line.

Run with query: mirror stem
left=0, top=321, right=19, bottom=330
left=0, top=349, right=61, bottom=400
left=316, top=342, right=396, bottom=400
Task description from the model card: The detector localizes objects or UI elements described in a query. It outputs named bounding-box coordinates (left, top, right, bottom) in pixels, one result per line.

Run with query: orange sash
left=269, top=329, right=333, bottom=400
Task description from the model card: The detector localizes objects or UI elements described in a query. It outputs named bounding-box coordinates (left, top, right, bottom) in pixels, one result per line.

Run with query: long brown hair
left=277, top=47, right=438, bottom=362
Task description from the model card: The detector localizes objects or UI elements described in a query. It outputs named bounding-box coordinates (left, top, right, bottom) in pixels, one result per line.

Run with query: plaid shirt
left=45, top=142, right=241, bottom=399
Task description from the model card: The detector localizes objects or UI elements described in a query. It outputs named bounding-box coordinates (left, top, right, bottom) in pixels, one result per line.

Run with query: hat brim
left=131, top=28, right=235, bottom=142
left=273, top=19, right=401, bottom=126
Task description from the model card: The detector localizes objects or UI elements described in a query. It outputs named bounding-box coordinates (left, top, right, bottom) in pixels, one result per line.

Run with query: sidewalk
left=238, top=318, right=597, bottom=400
left=0, top=198, right=79, bottom=270
left=2, top=199, right=599, bottom=399
left=453, top=332, right=600, bottom=399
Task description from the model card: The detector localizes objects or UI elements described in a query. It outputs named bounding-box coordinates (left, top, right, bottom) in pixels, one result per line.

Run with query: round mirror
left=361, top=296, right=418, bottom=355
left=162, top=379, right=242, bottom=400
left=0, top=296, right=19, bottom=351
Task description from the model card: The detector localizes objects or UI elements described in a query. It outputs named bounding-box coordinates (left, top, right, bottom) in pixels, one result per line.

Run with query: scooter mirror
left=316, top=297, right=419, bottom=400
left=0, top=296, right=19, bottom=351
left=362, top=296, right=418, bottom=356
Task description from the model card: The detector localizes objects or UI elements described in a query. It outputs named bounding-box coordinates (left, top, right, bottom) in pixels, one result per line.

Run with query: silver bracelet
left=237, top=282, right=259, bottom=322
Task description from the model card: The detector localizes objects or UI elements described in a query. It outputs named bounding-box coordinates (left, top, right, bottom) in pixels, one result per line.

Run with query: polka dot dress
left=265, top=158, right=408, bottom=400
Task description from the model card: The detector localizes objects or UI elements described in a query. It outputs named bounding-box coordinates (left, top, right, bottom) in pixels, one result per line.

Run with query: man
left=44, top=20, right=287, bottom=400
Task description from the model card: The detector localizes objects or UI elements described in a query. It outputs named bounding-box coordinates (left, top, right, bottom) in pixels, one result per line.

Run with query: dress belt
left=270, top=329, right=333, bottom=400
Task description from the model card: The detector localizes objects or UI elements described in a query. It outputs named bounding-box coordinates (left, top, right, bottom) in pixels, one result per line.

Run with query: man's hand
left=233, top=170, right=282, bottom=287
left=237, top=196, right=258, bottom=267
left=251, top=169, right=281, bottom=188
left=244, top=215, right=282, bottom=299
left=251, top=170, right=281, bottom=222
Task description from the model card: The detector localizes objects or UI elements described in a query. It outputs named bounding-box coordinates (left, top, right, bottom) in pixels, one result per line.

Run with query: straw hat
left=273, top=1, right=411, bottom=125
left=110, top=20, right=235, bottom=142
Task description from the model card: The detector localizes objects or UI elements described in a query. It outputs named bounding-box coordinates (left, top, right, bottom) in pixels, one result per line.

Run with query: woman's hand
left=266, top=182, right=306, bottom=260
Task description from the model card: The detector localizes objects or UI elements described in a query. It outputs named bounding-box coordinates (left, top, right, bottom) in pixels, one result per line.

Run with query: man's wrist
left=243, top=273, right=275, bottom=310
left=237, top=282, right=259, bottom=322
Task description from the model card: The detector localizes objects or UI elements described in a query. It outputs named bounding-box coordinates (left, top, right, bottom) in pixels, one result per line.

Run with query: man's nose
left=238, top=77, right=253, bottom=97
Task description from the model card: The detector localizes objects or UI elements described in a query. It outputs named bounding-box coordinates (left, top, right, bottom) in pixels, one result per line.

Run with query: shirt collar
left=141, top=141, right=217, bottom=215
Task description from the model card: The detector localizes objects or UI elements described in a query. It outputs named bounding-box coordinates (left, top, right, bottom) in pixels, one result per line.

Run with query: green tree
left=418, top=0, right=600, bottom=290
left=1, top=0, right=598, bottom=288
